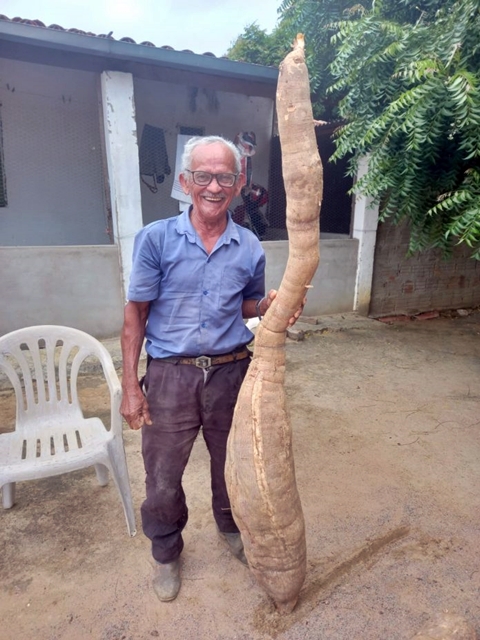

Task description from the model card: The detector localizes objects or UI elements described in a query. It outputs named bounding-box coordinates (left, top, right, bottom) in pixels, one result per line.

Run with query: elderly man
left=121, top=135, right=303, bottom=602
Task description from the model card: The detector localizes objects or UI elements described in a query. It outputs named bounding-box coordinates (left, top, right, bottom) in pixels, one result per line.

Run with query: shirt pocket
left=220, top=265, right=252, bottom=310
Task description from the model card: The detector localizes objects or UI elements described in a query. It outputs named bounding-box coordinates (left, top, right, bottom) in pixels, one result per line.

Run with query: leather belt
left=155, top=349, right=251, bottom=369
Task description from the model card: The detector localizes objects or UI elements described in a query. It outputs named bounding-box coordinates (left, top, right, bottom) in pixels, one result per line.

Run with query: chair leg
left=106, top=441, right=137, bottom=537
left=2, top=482, right=16, bottom=509
left=94, top=464, right=110, bottom=487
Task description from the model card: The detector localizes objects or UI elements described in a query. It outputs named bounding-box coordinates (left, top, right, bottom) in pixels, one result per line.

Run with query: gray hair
left=181, top=135, right=242, bottom=174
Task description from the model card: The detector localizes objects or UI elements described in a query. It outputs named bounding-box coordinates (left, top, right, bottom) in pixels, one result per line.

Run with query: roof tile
left=0, top=14, right=222, bottom=58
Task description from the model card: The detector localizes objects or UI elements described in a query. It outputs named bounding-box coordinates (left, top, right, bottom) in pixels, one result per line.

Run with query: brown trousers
left=141, top=356, right=250, bottom=564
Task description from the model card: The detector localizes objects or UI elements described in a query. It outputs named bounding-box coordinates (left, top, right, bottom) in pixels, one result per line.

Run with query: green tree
left=279, top=0, right=366, bottom=117
left=226, top=21, right=295, bottom=69
left=227, top=3, right=355, bottom=118
left=280, top=0, right=480, bottom=257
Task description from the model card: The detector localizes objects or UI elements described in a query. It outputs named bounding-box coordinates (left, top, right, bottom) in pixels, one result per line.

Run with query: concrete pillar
left=100, top=71, right=143, bottom=300
left=352, top=156, right=380, bottom=316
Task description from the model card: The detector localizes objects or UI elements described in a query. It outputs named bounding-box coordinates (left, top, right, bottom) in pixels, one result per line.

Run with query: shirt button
left=201, top=322, right=206, bottom=328
left=203, top=290, right=208, bottom=295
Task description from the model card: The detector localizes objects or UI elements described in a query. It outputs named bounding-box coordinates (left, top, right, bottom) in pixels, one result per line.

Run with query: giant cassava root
left=225, top=35, right=323, bottom=614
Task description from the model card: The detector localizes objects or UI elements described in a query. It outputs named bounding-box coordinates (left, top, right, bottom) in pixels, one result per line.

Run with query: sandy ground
left=1, top=311, right=480, bottom=640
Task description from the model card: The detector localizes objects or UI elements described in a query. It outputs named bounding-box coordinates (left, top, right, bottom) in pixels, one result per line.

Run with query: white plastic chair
left=0, top=325, right=136, bottom=536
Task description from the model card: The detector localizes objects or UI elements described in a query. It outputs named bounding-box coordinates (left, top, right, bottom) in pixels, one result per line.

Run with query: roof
left=0, top=14, right=225, bottom=57
left=0, top=15, right=278, bottom=98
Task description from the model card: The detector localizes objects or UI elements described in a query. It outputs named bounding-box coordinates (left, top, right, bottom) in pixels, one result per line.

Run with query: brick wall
left=369, top=219, right=480, bottom=317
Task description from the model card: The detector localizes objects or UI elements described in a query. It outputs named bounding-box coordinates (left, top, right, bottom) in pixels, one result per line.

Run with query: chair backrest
left=0, top=325, right=118, bottom=432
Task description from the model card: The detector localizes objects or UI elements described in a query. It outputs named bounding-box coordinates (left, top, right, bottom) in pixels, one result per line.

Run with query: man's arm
left=242, top=290, right=305, bottom=327
left=242, top=294, right=269, bottom=320
left=120, top=300, right=152, bottom=431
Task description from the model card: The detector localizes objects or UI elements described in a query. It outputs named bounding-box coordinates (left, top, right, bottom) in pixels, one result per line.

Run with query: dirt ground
left=1, top=311, right=480, bottom=640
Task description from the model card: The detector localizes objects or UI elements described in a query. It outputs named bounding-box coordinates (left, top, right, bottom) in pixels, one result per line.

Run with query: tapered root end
left=293, top=33, right=305, bottom=51
left=274, top=597, right=298, bottom=615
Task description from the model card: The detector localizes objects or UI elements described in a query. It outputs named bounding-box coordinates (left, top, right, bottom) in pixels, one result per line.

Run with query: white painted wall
left=264, top=238, right=359, bottom=315
left=133, top=77, right=274, bottom=225
left=0, top=58, right=110, bottom=246
left=100, top=71, right=143, bottom=303
left=352, top=156, right=380, bottom=315
left=0, top=246, right=124, bottom=338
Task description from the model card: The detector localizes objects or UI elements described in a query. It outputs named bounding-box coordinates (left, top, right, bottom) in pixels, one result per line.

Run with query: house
left=2, top=17, right=476, bottom=338
left=0, top=15, right=366, bottom=338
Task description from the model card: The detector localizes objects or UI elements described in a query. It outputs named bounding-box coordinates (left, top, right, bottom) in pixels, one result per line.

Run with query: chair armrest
left=94, top=342, right=124, bottom=436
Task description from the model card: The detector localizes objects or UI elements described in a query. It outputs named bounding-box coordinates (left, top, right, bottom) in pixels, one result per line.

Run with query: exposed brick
left=376, top=315, right=412, bottom=324
left=370, top=219, right=480, bottom=317
left=414, top=310, right=440, bottom=321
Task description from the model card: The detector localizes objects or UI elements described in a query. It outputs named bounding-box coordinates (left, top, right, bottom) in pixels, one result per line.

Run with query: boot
left=152, top=558, right=181, bottom=602
left=218, top=530, right=248, bottom=566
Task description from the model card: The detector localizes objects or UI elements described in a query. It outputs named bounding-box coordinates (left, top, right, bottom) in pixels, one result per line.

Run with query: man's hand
left=264, top=289, right=306, bottom=327
left=121, top=384, right=152, bottom=431
left=120, top=300, right=151, bottom=430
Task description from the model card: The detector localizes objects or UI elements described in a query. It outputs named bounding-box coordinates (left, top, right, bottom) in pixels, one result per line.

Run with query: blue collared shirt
left=128, top=209, right=266, bottom=358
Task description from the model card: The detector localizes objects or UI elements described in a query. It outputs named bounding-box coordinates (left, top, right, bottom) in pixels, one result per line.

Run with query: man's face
left=179, top=142, right=244, bottom=223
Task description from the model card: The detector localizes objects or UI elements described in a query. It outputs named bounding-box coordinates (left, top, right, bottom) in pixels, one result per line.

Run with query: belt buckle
left=195, top=355, right=212, bottom=369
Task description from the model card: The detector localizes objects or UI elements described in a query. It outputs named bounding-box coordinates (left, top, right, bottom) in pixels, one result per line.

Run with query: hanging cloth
left=139, top=124, right=171, bottom=193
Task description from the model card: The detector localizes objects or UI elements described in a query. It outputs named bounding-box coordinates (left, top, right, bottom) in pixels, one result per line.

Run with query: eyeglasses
left=185, top=170, right=238, bottom=188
